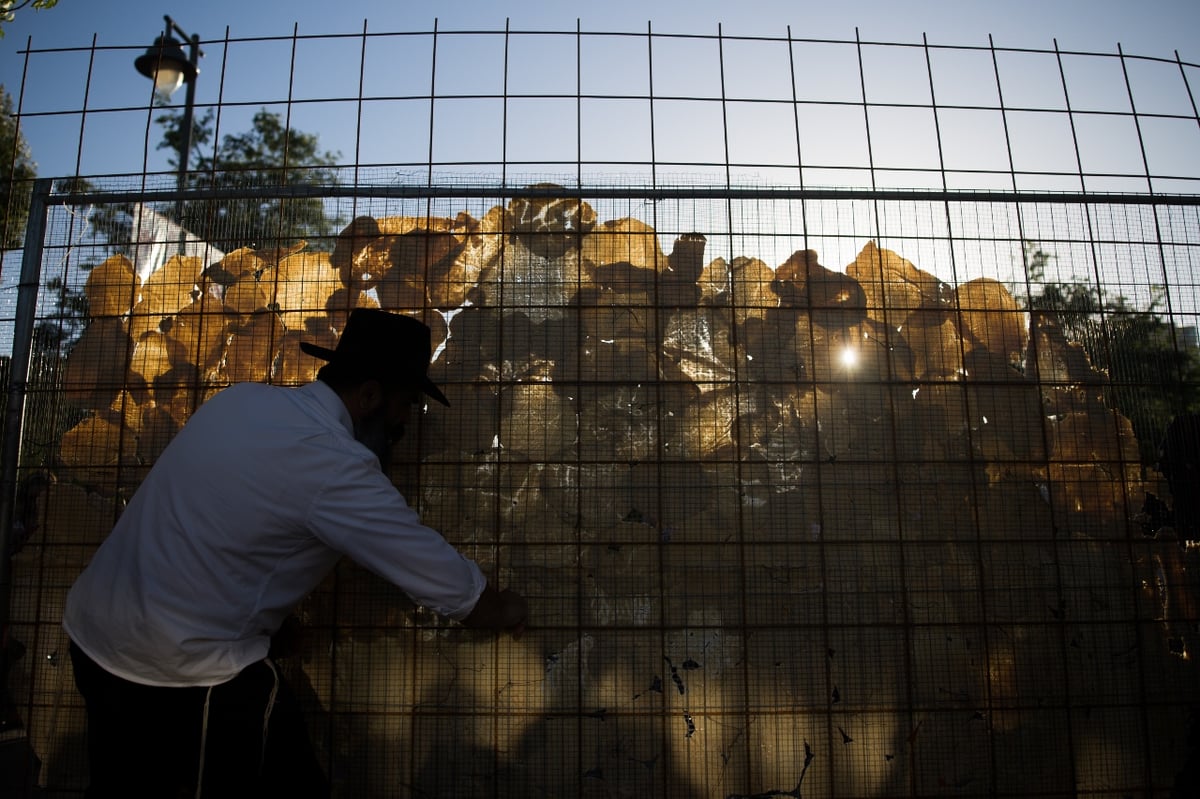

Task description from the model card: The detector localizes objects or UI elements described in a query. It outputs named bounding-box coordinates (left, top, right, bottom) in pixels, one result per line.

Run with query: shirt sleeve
left=307, top=447, right=486, bottom=620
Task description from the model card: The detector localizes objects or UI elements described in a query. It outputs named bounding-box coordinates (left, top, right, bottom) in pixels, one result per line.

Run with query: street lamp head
left=134, top=35, right=198, bottom=101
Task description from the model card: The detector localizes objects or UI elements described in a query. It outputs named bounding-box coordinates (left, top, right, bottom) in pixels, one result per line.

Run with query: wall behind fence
left=4, top=23, right=1200, bottom=799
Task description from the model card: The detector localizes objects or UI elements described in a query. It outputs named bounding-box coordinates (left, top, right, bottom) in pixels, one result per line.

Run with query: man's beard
left=354, top=408, right=404, bottom=471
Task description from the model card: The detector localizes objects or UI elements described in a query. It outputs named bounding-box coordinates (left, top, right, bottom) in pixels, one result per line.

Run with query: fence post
left=0, top=177, right=52, bottom=659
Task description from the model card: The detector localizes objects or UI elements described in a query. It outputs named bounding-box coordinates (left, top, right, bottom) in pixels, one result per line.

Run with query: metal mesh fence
left=2, top=22, right=1200, bottom=799
left=3, top=179, right=1199, bottom=797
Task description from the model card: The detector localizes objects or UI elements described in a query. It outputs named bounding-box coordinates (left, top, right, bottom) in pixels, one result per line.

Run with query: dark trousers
left=69, top=641, right=329, bottom=799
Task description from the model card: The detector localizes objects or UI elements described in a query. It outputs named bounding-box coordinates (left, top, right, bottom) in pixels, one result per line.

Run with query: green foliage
left=32, top=112, right=343, bottom=356
left=34, top=275, right=89, bottom=354
left=1099, top=305, right=1200, bottom=463
left=1, top=83, right=37, bottom=249
left=1023, top=242, right=1200, bottom=461
left=27, top=178, right=98, bottom=357
left=156, top=108, right=343, bottom=253
left=0, top=0, right=58, bottom=38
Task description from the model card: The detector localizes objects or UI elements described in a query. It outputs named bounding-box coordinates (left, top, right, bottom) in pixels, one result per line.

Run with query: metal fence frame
left=1, top=177, right=1199, bottom=796
left=4, top=22, right=1200, bottom=795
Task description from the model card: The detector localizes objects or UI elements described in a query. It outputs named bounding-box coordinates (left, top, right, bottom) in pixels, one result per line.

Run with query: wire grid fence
left=3, top=179, right=1198, bottom=798
left=5, top=24, right=1200, bottom=194
left=1, top=22, right=1200, bottom=799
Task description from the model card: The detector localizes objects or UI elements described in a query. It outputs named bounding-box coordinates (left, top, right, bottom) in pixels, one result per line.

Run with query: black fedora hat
left=300, top=309, right=449, bottom=406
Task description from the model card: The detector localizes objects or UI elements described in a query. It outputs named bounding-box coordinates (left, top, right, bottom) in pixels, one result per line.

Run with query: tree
left=0, top=0, right=58, bottom=38
left=26, top=177, right=101, bottom=355
left=156, top=108, right=343, bottom=253
left=1, top=83, right=37, bottom=249
left=30, top=111, right=343, bottom=358
left=1023, top=242, right=1200, bottom=462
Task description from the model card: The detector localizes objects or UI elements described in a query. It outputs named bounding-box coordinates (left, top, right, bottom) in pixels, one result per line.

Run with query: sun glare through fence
left=3, top=22, right=1200, bottom=799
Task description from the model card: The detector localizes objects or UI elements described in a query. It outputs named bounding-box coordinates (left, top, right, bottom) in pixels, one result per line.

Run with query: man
left=63, top=309, right=526, bottom=798
left=1160, top=412, right=1200, bottom=543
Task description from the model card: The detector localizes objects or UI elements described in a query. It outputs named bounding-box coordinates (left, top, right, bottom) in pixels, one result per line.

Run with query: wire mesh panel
left=3, top=20, right=1200, bottom=799
left=3, top=179, right=1199, bottom=798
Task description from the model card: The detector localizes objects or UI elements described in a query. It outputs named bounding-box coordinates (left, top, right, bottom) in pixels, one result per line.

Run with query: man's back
left=64, top=381, right=376, bottom=686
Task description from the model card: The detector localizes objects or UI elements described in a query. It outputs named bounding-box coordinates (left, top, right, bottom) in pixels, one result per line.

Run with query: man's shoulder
left=185, top=382, right=308, bottom=430
left=222, top=380, right=287, bottom=397
left=205, top=381, right=297, bottom=407
left=212, top=381, right=353, bottom=442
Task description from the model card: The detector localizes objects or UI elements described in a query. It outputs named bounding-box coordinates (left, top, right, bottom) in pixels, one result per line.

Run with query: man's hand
left=460, top=583, right=528, bottom=638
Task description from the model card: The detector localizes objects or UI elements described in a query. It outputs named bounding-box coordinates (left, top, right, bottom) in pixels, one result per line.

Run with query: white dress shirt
left=63, top=380, right=486, bottom=687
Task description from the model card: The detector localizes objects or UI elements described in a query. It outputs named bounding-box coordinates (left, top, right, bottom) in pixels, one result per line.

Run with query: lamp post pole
left=173, top=19, right=200, bottom=208
left=135, top=15, right=201, bottom=222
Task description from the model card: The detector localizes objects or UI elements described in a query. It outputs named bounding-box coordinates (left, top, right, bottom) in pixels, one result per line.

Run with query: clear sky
left=5, top=0, right=1200, bottom=53
left=2, top=0, right=1200, bottom=346
left=3, top=0, right=1200, bottom=181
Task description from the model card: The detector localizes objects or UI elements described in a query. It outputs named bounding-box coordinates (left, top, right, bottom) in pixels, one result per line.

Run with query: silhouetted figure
left=1160, top=413, right=1200, bottom=544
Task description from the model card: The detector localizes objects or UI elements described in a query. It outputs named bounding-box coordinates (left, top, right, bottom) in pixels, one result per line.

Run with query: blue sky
left=3, top=0, right=1200, bottom=182
left=5, top=0, right=1199, bottom=53
left=3, top=0, right=1200, bottom=347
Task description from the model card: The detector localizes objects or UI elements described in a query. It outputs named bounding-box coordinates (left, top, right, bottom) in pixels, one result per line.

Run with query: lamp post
left=135, top=15, right=201, bottom=221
